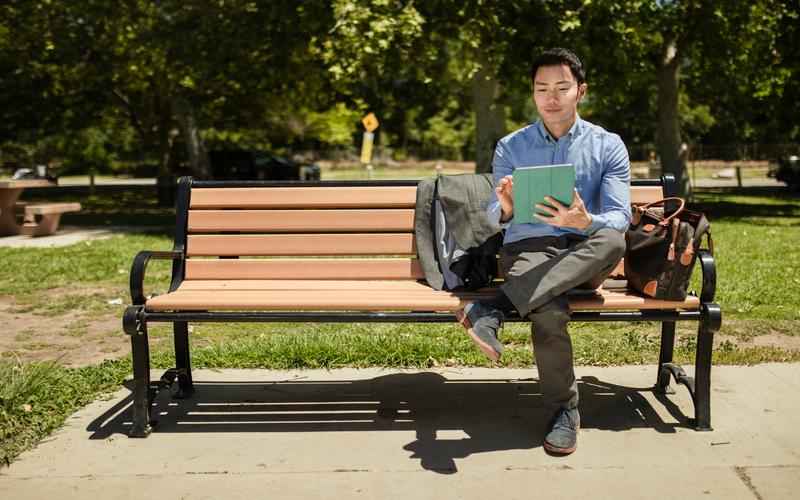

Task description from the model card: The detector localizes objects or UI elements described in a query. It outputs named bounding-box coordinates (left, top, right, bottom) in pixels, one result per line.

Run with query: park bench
left=123, top=176, right=721, bottom=438
left=19, top=202, right=82, bottom=236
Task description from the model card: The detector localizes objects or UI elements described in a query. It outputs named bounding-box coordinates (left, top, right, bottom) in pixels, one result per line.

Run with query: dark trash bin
left=156, top=175, right=176, bottom=207
left=208, top=150, right=320, bottom=181
left=769, top=155, right=800, bottom=190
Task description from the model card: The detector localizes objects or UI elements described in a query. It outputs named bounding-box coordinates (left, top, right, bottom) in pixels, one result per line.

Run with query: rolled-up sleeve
left=487, top=140, right=514, bottom=228
left=585, top=134, right=631, bottom=234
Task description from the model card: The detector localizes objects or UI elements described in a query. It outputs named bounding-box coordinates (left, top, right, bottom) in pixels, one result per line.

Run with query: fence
left=628, top=144, right=798, bottom=163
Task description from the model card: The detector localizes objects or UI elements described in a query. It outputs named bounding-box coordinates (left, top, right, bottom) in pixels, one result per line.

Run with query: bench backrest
left=176, top=179, right=667, bottom=282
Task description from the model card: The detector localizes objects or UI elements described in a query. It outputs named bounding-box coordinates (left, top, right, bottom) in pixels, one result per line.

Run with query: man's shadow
left=87, top=372, right=690, bottom=474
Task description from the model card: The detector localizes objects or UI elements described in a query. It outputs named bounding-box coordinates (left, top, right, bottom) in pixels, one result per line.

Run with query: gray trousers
left=499, top=228, right=626, bottom=411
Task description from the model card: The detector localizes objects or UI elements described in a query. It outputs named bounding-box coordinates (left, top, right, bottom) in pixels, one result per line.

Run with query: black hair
left=530, top=48, right=586, bottom=84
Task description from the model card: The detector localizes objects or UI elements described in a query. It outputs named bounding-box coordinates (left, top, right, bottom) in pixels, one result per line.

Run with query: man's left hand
left=534, top=189, right=592, bottom=230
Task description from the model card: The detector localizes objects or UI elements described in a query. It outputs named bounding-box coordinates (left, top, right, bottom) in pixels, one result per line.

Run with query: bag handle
left=636, top=197, right=686, bottom=225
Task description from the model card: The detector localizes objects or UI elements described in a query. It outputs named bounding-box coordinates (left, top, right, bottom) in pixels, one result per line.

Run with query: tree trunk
left=655, top=39, right=688, bottom=194
left=472, top=51, right=506, bottom=173
left=157, top=102, right=174, bottom=176
left=172, top=95, right=211, bottom=178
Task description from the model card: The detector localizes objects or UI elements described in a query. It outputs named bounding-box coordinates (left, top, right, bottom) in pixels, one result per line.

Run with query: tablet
left=512, top=163, right=575, bottom=224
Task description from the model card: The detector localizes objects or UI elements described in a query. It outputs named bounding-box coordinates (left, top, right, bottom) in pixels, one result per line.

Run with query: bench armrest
left=697, top=249, right=716, bottom=303
left=129, top=250, right=184, bottom=305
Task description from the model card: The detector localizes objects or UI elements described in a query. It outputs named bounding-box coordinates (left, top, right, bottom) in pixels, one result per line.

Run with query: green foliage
left=678, top=93, right=716, bottom=142
left=315, top=0, right=425, bottom=83
left=305, top=102, right=363, bottom=147
left=60, top=127, right=118, bottom=173
left=421, top=100, right=475, bottom=160
left=1, top=0, right=798, bottom=170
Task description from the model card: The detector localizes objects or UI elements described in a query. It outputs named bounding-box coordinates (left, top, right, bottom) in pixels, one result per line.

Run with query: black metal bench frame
left=122, top=176, right=721, bottom=438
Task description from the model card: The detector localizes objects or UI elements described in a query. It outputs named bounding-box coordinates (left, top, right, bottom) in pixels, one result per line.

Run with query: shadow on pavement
left=86, top=372, right=690, bottom=473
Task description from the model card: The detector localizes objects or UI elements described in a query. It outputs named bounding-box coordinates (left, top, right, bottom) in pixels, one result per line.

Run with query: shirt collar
left=535, top=115, right=584, bottom=143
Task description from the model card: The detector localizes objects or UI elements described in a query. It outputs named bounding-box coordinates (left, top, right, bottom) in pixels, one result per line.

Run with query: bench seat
left=145, top=279, right=701, bottom=312
left=23, top=202, right=82, bottom=215
left=20, top=202, right=81, bottom=236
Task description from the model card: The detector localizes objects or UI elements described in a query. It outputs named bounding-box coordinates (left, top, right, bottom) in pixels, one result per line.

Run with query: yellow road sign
left=362, top=112, right=379, bottom=132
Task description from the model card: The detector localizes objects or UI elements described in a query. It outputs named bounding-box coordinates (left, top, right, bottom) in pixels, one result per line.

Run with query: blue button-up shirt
left=489, top=116, right=631, bottom=244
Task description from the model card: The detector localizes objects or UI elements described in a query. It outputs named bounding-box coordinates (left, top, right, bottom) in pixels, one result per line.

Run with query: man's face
left=532, top=63, right=586, bottom=130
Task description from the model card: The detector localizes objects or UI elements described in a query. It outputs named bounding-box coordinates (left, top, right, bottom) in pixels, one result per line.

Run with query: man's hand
left=496, top=175, right=514, bottom=222
left=534, top=189, right=592, bottom=230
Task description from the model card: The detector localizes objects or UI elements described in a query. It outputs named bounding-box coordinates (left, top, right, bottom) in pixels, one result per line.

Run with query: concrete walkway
left=0, top=225, right=168, bottom=248
left=1, top=364, right=798, bottom=499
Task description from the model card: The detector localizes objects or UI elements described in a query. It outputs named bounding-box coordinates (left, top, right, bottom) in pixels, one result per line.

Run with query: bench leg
left=173, top=321, right=194, bottom=398
left=693, top=304, right=721, bottom=431
left=20, top=213, right=62, bottom=236
left=130, top=320, right=153, bottom=438
left=655, top=321, right=676, bottom=394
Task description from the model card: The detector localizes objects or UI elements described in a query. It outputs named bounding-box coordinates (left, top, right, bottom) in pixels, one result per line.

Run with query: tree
left=581, top=0, right=792, bottom=193
left=0, top=1, right=113, bottom=149
left=1, top=0, right=334, bottom=177
left=319, top=0, right=571, bottom=172
left=4, top=0, right=796, bottom=180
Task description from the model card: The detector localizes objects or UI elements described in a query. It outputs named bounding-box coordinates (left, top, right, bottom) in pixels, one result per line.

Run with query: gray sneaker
left=456, top=302, right=504, bottom=361
left=544, top=407, right=580, bottom=455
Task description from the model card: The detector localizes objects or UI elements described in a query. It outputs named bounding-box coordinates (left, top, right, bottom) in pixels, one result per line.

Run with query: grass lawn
left=1, top=177, right=798, bottom=465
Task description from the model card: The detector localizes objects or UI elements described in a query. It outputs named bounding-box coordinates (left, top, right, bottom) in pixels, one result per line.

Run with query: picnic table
left=0, top=179, right=81, bottom=236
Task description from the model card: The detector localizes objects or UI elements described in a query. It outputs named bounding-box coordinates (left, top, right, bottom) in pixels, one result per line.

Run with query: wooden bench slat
left=188, top=209, right=415, bottom=233
left=570, top=290, right=700, bottom=310
left=189, top=185, right=659, bottom=208
left=177, top=279, right=625, bottom=294
left=146, top=289, right=463, bottom=312
left=630, top=185, right=666, bottom=205
left=190, top=186, right=417, bottom=209
left=145, top=287, right=700, bottom=312
left=185, top=258, right=425, bottom=280
left=187, top=233, right=416, bottom=256
left=179, top=280, right=434, bottom=291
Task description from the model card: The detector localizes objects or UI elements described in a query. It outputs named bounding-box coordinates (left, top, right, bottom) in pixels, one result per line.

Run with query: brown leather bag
left=624, top=198, right=712, bottom=300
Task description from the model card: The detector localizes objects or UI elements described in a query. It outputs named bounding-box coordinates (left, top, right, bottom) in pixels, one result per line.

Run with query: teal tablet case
left=512, top=163, right=575, bottom=224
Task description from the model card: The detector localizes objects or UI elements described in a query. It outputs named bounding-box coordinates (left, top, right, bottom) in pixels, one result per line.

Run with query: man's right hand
left=496, top=174, right=514, bottom=222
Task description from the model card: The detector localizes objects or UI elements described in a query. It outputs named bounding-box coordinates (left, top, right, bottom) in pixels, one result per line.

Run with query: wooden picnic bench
left=0, top=179, right=81, bottom=236
left=123, top=176, right=721, bottom=438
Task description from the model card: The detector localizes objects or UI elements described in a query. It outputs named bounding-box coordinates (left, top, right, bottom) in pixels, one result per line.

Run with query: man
left=456, top=48, right=630, bottom=455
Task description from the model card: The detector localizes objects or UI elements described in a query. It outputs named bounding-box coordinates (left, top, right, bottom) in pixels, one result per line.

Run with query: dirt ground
left=0, top=290, right=135, bottom=367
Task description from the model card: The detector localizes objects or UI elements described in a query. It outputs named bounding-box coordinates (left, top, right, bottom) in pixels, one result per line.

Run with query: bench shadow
left=87, top=373, right=691, bottom=473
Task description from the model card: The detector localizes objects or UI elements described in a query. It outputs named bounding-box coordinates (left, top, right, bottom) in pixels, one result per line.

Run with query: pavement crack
left=505, top=465, right=624, bottom=472
left=734, top=466, right=764, bottom=500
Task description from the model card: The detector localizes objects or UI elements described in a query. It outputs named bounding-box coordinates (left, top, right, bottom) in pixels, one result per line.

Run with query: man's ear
left=577, top=83, right=588, bottom=102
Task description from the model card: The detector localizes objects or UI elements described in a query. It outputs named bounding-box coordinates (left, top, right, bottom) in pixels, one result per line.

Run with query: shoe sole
left=456, top=309, right=501, bottom=362
left=467, top=327, right=501, bottom=362
left=543, top=440, right=576, bottom=455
